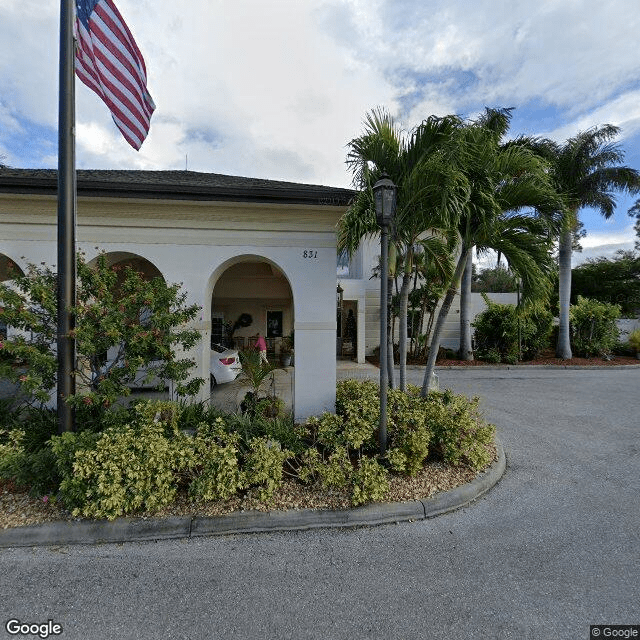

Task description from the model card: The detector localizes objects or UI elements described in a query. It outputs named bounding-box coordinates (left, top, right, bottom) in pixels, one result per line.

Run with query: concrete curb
left=405, top=364, right=640, bottom=371
left=436, top=364, right=640, bottom=370
left=0, top=440, right=505, bottom=548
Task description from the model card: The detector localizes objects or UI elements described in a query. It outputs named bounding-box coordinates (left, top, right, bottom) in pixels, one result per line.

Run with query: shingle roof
left=0, top=168, right=355, bottom=206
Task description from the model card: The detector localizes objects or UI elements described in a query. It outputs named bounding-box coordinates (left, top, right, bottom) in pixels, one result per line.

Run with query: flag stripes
left=75, top=0, right=155, bottom=150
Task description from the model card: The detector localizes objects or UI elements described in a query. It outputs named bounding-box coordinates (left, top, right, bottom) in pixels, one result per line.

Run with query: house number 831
left=303, top=250, right=318, bottom=259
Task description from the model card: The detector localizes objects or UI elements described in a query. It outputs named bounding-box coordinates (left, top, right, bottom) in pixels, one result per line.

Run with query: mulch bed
left=369, top=349, right=640, bottom=368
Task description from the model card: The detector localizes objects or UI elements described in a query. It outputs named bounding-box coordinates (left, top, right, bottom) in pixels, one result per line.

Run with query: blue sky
left=1, top=0, right=639, bottom=265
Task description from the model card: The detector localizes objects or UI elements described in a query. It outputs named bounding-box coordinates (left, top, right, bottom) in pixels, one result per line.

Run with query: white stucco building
left=0, top=168, right=353, bottom=421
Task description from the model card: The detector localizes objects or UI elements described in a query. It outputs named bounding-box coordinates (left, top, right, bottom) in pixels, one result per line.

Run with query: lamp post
left=373, top=174, right=397, bottom=456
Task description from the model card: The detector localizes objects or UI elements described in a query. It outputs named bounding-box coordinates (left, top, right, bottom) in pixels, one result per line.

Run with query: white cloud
left=1, top=0, right=640, bottom=203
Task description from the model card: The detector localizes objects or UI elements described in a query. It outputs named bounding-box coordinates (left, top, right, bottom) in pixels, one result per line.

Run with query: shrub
left=473, top=294, right=553, bottom=363
left=570, top=296, right=621, bottom=357
left=221, top=412, right=305, bottom=455
left=0, top=435, right=59, bottom=497
left=242, top=436, right=293, bottom=501
left=425, top=391, right=495, bottom=470
left=188, top=421, right=243, bottom=502
left=351, top=456, right=389, bottom=506
left=627, top=329, right=640, bottom=354
left=51, top=401, right=191, bottom=519
left=386, top=387, right=432, bottom=475
left=2, top=382, right=497, bottom=517
left=299, top=380, right=495, bottom=505
left=0, top=252, right=203, bottom=411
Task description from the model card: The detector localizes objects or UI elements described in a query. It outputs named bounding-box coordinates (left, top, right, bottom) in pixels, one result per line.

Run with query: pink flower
left=19, top=375, right=27, bottom=382
left=42, top=496, right=48, bottom=503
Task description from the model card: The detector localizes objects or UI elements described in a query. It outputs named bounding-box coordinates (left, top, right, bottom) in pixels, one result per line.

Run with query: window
left=211, top=313, right=224, bottom=347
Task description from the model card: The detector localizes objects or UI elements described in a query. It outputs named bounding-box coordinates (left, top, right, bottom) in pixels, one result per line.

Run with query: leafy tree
left=458, top=109, right=560, bottom=362
left=571, top=250, right=640, bottom=316
left=472, top=264, right=518, bottom=292
left=628, top=201, right=640, bottom=252
left=531, top=126, right=640, bottom=359
left=0, top=252, right=203, bottom=411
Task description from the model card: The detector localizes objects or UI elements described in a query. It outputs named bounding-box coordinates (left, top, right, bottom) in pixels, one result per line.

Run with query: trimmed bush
left=1, top=382, right=496, bottom=516
left=628, top=329, right=640, bottom=355
left=428, top=390, right=495, bottom=470
left=299, top=380, right=495, bottom=505
left=51, top=402, right=190, bottom=519
left=570, top=296, right=621, bottom=357
left=473, top=294, right=553, bottom=363
left=187, top=421, right=243, bottom=502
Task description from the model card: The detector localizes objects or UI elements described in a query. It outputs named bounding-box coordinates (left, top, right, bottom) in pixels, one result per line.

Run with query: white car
left=92, top=343, right=243, bottom=390
left=210, top=343, right=243, bottom=386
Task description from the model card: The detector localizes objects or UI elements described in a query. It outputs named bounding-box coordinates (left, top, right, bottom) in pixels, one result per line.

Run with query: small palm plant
left=239, top=348, right=275, bottom=395
left=238, top=349, right=280, bottom=417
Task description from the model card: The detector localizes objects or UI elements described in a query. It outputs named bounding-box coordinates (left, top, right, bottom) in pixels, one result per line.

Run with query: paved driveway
left=0, top=367, right=638, bottom=640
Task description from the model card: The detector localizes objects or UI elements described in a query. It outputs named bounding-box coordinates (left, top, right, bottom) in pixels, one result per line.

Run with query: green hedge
left=0, top=382, right=496, bottom=517
left=570, top=296, right=621, bottom=357
left=473, top=294, right=553, bottom=363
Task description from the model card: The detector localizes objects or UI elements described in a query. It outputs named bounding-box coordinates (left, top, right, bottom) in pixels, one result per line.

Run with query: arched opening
left=85, top=252, right=167, bottom=390
left=0, top=255, right=25, bottom=282
left=0, top=254, right=25, bottom=340
left=211, top=257, right=293, bottom=360
left=87, top=251, right=164, bottom=286
left=206, top=255, right=295, bottom=413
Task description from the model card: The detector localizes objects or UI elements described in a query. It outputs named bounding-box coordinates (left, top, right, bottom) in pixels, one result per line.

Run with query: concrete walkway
left=208, top=359, right=381, bottom=415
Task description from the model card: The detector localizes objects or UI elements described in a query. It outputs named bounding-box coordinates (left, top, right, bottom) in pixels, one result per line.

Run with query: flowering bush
left=0, top=252, right=203, bottom=410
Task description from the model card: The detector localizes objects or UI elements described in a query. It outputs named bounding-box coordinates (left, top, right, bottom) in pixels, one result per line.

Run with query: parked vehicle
left=93, top=343, right=242, bottom=390
left=210, top=343, right=242, bottom=386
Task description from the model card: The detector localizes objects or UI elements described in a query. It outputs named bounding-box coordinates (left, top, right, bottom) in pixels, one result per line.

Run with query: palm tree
left=458, top=110, right=561, bottom=361
left=535, top=126, right=640, bottom=359
left=420, top=110, right=560, bottom=395
left=339, top=108, right=467, bottom=390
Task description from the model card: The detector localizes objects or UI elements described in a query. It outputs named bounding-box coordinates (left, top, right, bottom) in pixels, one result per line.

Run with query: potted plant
left=280, top=333, right=294, bottom=367
left=628, top=329, right=640, bottom=359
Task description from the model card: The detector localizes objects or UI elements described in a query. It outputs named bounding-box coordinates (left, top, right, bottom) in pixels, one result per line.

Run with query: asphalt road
left=1, top=367, right=638, bottom=640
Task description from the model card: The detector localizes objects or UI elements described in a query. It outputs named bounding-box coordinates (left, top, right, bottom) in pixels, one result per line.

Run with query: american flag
left=74, top=0, right=155, bottom=150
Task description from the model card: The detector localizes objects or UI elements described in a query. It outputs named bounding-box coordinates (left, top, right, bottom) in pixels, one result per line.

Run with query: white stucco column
left=290, top=247, right=337, bottom=421
left=357, top=300, right=366, bottom=364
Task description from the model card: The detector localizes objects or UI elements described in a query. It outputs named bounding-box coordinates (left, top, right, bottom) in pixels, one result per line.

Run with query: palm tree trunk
left=421, top=247, right=469, bottom=396
left=387, top=274, right=394, bottom=388
left=459, top=249, right=474, bottom=360
left=398, top=271, right=411, bottom=391
left=556, top=227, right=573, bottom=359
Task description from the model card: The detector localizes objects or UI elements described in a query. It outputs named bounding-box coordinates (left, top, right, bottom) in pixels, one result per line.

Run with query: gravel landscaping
left=0, top=444, right=496, bottom=530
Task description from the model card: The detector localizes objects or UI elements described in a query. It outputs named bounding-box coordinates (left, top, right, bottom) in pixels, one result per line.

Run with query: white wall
left=0, top=194, right=344, bottom=421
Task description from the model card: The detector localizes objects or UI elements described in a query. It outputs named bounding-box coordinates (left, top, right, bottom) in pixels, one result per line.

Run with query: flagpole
left=57, top=0, right=76, bottom=433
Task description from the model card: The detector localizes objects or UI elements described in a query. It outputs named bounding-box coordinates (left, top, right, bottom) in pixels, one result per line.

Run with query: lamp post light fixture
left=373, top=173, right=397, bottom=456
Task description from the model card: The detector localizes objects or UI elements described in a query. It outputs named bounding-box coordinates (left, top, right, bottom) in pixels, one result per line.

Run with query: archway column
left=292, top=322, right=336, bottom=419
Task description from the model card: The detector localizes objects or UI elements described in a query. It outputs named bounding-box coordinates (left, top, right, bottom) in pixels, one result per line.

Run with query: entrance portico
left=0, top=168, right=354, bottom=420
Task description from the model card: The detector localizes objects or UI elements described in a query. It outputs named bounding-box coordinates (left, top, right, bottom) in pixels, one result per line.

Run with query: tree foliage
left=571, top=250, right=640, bottom=316
left=0, top=252, right=203, bottom=410
left=528, top=125, right=640, bottom=358
left=472, top=264, right=518, bottom=292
